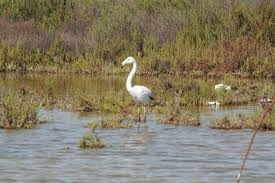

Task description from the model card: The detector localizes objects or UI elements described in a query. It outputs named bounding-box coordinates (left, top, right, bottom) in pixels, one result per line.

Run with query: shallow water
left=0, top=74, right=274, bottom=183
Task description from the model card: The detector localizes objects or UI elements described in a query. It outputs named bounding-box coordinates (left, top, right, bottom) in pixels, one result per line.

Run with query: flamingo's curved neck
left=126, top=61, right=137, bottom=91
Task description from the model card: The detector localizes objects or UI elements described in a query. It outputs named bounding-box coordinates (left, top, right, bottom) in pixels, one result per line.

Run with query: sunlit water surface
left=0, top=73, right=274, bottom=183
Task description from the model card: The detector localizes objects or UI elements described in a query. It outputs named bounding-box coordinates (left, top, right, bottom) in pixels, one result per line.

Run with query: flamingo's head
left=122, top=56, right=136, bottom=66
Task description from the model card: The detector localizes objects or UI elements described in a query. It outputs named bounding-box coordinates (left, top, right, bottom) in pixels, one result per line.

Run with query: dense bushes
left=0, top=0, right=274, bottom=76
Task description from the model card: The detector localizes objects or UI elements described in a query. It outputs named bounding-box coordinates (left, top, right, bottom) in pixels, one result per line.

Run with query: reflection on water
left=0, top=73, right=124, bottom=97
left=0, top=74, right=274, bottom=183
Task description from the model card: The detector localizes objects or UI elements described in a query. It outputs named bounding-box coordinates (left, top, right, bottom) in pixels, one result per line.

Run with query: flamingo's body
left=128, top=85, right=154, bottom=105
left=122, top=57, right=154, bottom=129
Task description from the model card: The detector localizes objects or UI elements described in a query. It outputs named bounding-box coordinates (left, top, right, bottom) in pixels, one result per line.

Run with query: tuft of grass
left=73, top=95, right=96, bottom=112
left=209, top=116, right=242, bottom=130
left=0, top=90, right=39, bottom=129
left=209, top=112, right=275, bottom=130
left=79, top=123, right=105, bottom=148
left=70, top=90, right=133, bottom=113
left=239, top=112, right=275, bottom=130
left=90, top=114, right=132, bottom=129
left=160, top=108, right=200, bottom=126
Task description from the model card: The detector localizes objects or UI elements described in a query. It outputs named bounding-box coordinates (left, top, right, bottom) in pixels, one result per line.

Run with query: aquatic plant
left=160, top=107, right=200, bottom=126
left=72, top=95, right=96, bottom=112
left=70, top=90, right=133, bottom=113
left=1, top=74, right=272, bottom=122
left=0, top=90, right=39, bottom=129
left=79, top=122, right=105, bottom=148
left=89, top=114, right=132, bottom=129
left=208, top=116, right=242, bottom=130
left=209, top=112, right=275, bottom=130
left=239, top=112, right=275, bottom=130
left=23, top=75, right=273, bottom=114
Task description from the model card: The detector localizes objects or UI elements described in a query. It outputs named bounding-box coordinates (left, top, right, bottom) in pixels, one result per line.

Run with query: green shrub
left=0, top=90, right=39, bottom=129
left=0, top=0, right=273, bottom=76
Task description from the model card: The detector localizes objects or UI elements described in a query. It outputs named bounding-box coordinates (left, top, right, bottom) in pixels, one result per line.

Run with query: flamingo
left=122, top=57, right=155, bottom=131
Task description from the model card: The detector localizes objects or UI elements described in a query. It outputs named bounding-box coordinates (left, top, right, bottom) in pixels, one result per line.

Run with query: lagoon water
left=0, top=74, right=274, bottom=183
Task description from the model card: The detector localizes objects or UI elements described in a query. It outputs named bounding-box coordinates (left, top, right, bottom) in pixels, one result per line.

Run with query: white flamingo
left=122, top=57, right=155, bottom=130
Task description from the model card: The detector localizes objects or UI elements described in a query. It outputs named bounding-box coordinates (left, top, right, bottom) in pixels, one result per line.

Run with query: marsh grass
left=79, top=123, right=105, bottom=148
left=209, top=112, right=275, bottom=130
left=89, top=114, right=132, bottom=129
left=0, top=90, right=39, bottom=129
left=69, top=90, right=134, bottom=113
left=0, top=74, right=272, bottom=125
left=37, top=87, right=60, bottom=109
left=151, top=76, right=274, bottom=109
left=160, top=107, right=200, bottom=126
left=72, top=95, right=96, bottom=112
left=0, top=0, right=274, bottom=77
left=209, top=116, right=242, bottom=130
left=14, top=75, right=272, bottom=116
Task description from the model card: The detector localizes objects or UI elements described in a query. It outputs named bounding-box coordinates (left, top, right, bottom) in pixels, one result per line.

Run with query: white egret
left=122, top=57, right=155, bottom=131
left=215, top=83, right=231, bottom=91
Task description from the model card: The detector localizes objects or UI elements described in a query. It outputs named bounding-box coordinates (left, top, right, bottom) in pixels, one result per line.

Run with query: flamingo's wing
left=133, top=85, right=155, bottom=101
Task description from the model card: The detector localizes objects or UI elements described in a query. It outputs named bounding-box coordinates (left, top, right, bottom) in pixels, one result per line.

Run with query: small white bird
left=207, top=101, right=220, bottom=106
left=215, top=83, right=231, bottom=91
left=122, top=57, right=155, bottom=129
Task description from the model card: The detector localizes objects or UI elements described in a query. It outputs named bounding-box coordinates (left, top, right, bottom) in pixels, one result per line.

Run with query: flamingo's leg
left=143, top=106, right=146, bottom=123
left=137, top=107, right=140, bottom=133
left=138, top=107, right=141, bottom=122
